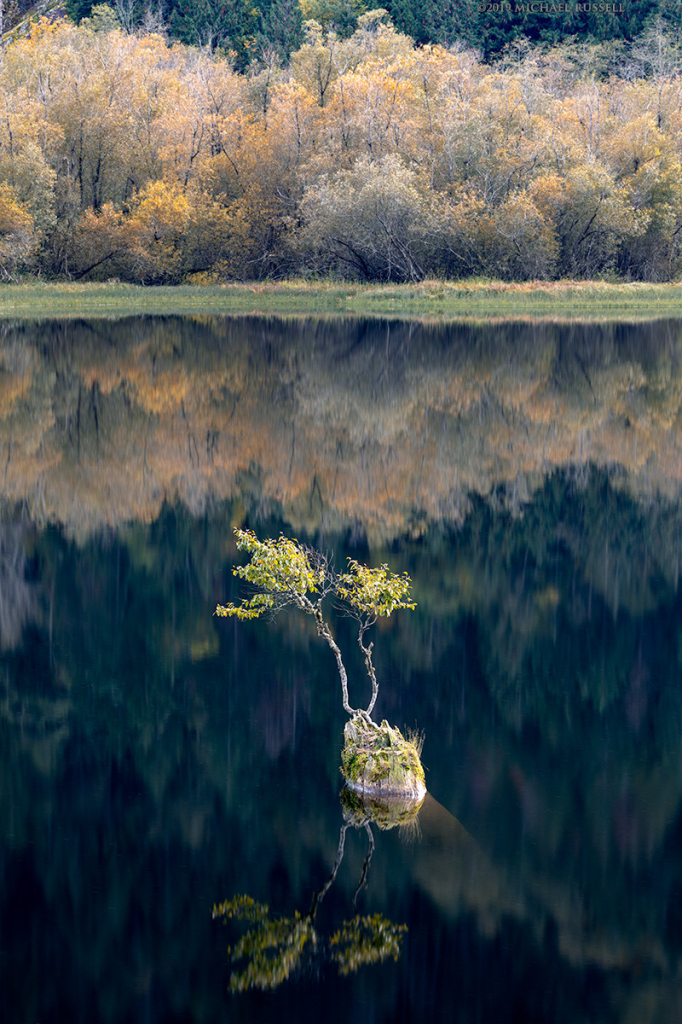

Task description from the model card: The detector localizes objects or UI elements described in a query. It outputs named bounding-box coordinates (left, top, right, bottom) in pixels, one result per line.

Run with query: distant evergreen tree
left=168, top=0, right=259, bottom=64
left=65, top=0, right=94, bottom=22
left=60, top=0, right=682, bottom=66
left=258, top=0, right=303, bottom=56
left=383, top=0, right=675, bottom=57
left=657, top=0, right=682, bottom=28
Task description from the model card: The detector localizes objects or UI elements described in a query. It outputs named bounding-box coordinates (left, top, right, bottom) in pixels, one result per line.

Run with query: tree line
left=58, top=0, right=682, bottom=63
left=3, top=10, right=682, bottom=282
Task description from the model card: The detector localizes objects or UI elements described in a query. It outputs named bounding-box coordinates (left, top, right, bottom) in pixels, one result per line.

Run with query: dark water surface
left=3, top=316, right=682, bottom=1022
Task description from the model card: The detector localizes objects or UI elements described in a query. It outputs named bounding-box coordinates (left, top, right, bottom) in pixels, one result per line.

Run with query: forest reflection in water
left=1, top=313, right=682, bottom=541
left=3, top=316, right=682, bottom=1021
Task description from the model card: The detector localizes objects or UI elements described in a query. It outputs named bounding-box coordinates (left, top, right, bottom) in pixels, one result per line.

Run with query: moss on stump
left=340, top=715, right=426, bottom=800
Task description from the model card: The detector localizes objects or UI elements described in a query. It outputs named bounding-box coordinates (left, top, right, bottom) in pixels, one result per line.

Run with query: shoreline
left=1, top=279, right=682, bottom=322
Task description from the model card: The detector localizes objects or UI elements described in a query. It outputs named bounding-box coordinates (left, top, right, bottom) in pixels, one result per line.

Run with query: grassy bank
left=2, top=279, right=682, bottom=321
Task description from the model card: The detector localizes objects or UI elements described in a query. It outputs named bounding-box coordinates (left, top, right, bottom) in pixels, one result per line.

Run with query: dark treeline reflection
left=4, top=469, right=682, bottom=1020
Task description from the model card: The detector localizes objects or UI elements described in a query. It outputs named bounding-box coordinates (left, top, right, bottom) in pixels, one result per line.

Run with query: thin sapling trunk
left=215, top=529, right=425, bottom=799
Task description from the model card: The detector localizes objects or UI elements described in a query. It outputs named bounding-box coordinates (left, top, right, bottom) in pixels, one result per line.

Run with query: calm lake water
left=3, top=316, right=682, bottom=1022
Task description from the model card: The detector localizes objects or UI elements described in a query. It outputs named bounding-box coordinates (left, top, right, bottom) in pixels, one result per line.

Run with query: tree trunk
left=358, top=625, right=378, bottom=717
left=312, top=606, right=355, bottom=715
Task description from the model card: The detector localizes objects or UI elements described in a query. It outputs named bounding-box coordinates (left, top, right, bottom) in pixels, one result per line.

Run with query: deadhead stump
left=341, top=715, right=426, bottom=800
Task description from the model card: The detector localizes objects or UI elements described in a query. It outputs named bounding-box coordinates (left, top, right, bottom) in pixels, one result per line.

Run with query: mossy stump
left=340, top=716, right=426, bottom=800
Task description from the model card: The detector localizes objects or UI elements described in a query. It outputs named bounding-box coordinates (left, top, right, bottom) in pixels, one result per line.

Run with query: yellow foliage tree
left=127, top=179, right=193, bottom=282
left=0, top=183, right=35, bottom=278
left=2, top=13, right=682, bottom=281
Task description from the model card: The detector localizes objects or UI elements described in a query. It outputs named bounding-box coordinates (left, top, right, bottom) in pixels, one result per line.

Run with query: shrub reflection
left=213, top=789, right=422, bottom=991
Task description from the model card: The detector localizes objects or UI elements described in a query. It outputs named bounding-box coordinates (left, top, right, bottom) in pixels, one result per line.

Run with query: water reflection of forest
left=3, top=315, right=682, bottom=540
left=6, top=316, right=682, bottom=1021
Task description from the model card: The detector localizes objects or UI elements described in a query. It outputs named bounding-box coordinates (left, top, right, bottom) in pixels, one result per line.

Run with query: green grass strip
left=1, top=279, right=682, bottom=322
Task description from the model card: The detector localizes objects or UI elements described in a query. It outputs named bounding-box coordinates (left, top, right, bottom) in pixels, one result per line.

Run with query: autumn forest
left=2, top=9, right=682, bottom=283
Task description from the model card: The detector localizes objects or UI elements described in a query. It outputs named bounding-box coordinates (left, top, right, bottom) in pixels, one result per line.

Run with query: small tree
left=215, top=529, right=415, bottom=720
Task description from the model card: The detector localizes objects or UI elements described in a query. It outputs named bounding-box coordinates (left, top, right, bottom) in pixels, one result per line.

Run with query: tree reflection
left=211, top=896, right=314, bottom=993
left=330, top=915, right=407, bottom=977
left=0, top=521, right=39, bottom=651
left=213, top=789, right=421, bottom=992
left=6, top=315, right=682, bottom=548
